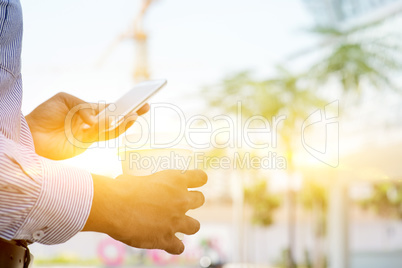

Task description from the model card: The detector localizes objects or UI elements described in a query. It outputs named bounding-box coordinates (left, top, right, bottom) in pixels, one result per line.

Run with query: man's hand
left=83, top=169, right=207, bottom=255
left=26, top=92, right=149, bottom=160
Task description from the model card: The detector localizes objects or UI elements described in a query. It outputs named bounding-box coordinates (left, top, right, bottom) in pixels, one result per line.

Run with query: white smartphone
left=97, top=79, right=167, bottom=129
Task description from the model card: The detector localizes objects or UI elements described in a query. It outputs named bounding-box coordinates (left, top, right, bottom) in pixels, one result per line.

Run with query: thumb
left=77, top=104, right=97, bottom=126
left=58, top=92, right=97, bottom=126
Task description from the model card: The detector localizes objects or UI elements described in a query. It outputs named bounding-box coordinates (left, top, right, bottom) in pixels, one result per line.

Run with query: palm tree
left=204, top=67, right=325, bottom=161
left=289, top=22, right=402, bottom=98
left=299, top=178, right=329, bottom=268
left=204, top=67, right=325, bottom=268
left=204, top=11, right=402, bottom=268
left=244, top=179, right=281, bottom=227
left=312, top=30, right=400, bottom=93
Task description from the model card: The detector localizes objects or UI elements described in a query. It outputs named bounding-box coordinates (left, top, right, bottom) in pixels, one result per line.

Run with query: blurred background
left=22, top=0, right=402, bottom=267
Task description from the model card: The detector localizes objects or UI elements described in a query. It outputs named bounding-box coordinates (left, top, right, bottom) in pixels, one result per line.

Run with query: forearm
left=82, top=174, right=117, bottom=233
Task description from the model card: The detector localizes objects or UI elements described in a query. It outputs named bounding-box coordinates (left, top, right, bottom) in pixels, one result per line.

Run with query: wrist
left=24, top=113, right=34, bottom=130
left=82, top=174, right=117, bottom=233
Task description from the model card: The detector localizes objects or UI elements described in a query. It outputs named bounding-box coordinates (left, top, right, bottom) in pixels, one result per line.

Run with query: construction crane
left=99, top=0, right=155, bottom=82
left=133, top=0, right=153, bottom=81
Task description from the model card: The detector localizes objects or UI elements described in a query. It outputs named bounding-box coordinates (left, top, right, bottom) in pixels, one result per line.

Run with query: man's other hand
left=26, top=92, right=149, bottom=160
left=83, top=169, right=207, bottom=255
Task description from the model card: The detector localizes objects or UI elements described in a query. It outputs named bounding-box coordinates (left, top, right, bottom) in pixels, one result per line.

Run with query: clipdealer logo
left=301, top=100, right=339, bottom=167
left=64, top=100, right=340, bottom=169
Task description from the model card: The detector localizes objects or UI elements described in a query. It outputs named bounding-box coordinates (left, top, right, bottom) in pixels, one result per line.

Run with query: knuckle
left=182, top=198, right=190, bottom=209
left=77, top=102, right=91, bottom=110
left=175, top=196, right=189, bottom=211
left=163, top=232, right=172, bottom=243
left=171, top=215, right=181, bottom=226
left=56, top=92, right=68, bottom=99
left=163, top=183, right=182, bottom=198
left=167, top=170, right=186, bottom=185
left=160, top=169, right=176, bottom=178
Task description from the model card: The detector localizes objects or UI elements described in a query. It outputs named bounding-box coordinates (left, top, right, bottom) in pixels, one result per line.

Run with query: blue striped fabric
left=0, top=0, right=93, bottom=244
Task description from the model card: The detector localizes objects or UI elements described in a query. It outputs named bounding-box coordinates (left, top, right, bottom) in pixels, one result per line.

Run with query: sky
left=20, top=0, right=316, bottom=175
left=21, top=0, right=314, bottom=112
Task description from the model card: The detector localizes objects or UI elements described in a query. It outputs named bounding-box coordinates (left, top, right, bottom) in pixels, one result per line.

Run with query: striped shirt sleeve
left=0, top=0, right=94, bottom=245
left=0, top=135, right=94, bottom=244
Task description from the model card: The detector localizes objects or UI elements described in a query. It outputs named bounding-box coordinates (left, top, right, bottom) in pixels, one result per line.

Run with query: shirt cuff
left=14, top=158, right=94, bottom=245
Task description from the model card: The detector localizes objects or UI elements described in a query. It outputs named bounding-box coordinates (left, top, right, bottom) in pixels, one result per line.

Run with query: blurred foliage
left=299, top=179, right=329, bottom=268
left=203, top=51, right=327, bottom=268
left=204, top=67, right=325, bottom=126
left=203, top=66, right=326, bottom=169
left=304, top=24, right=402, bottom=94
left=360, top=181, right=402, bottom=219
left=287, top=17, right=402, bottom=96
left=244, top=179, right=281, bottom=226
left=204, top=11, right=402, bottom=268
left=204, top=21, right=402, bottom=161
left=34, top=254, right=101, bottom=265
left=203, top=148, right=228, bottom=169
left=299, top=179, right=328, bottom=237
left=203, top=148, right=265, bottom=171
left=300, top=179, right=328, bottom=212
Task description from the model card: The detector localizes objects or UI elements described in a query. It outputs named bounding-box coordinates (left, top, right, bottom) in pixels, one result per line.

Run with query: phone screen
left=97, top=79, right=167, bottom=128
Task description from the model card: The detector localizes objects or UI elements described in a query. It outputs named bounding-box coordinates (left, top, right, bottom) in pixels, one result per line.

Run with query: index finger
left=136, top=103, right=150, bottom=116
left=182, top=169, right=208, bottom=188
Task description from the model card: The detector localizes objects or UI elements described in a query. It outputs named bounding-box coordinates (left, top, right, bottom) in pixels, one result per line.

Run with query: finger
left=57, top=92, right=97, bottom=125
left=92, top=103, right=114, bottom=133
left=124, top=117, right=136, bottom=131
left=120, top=113, right=138, bottom=132
left=101, top=113, right=138, bottom=141
left=182, top=169, right=208, bottom=188
left=116, top=113, right=138, bottom=135
left=176, top=215, right=201, bottom=235
left=88, top=103, right=107, bottom=119
left=136, top=103, right=150, bottom=116
left=78, top=104, right=97, bottom=126
left=95, top=103, right=108, bottom=114
left=187, top=191, right=205, bottom=210
left=163, top=236, right=185, bottom=255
